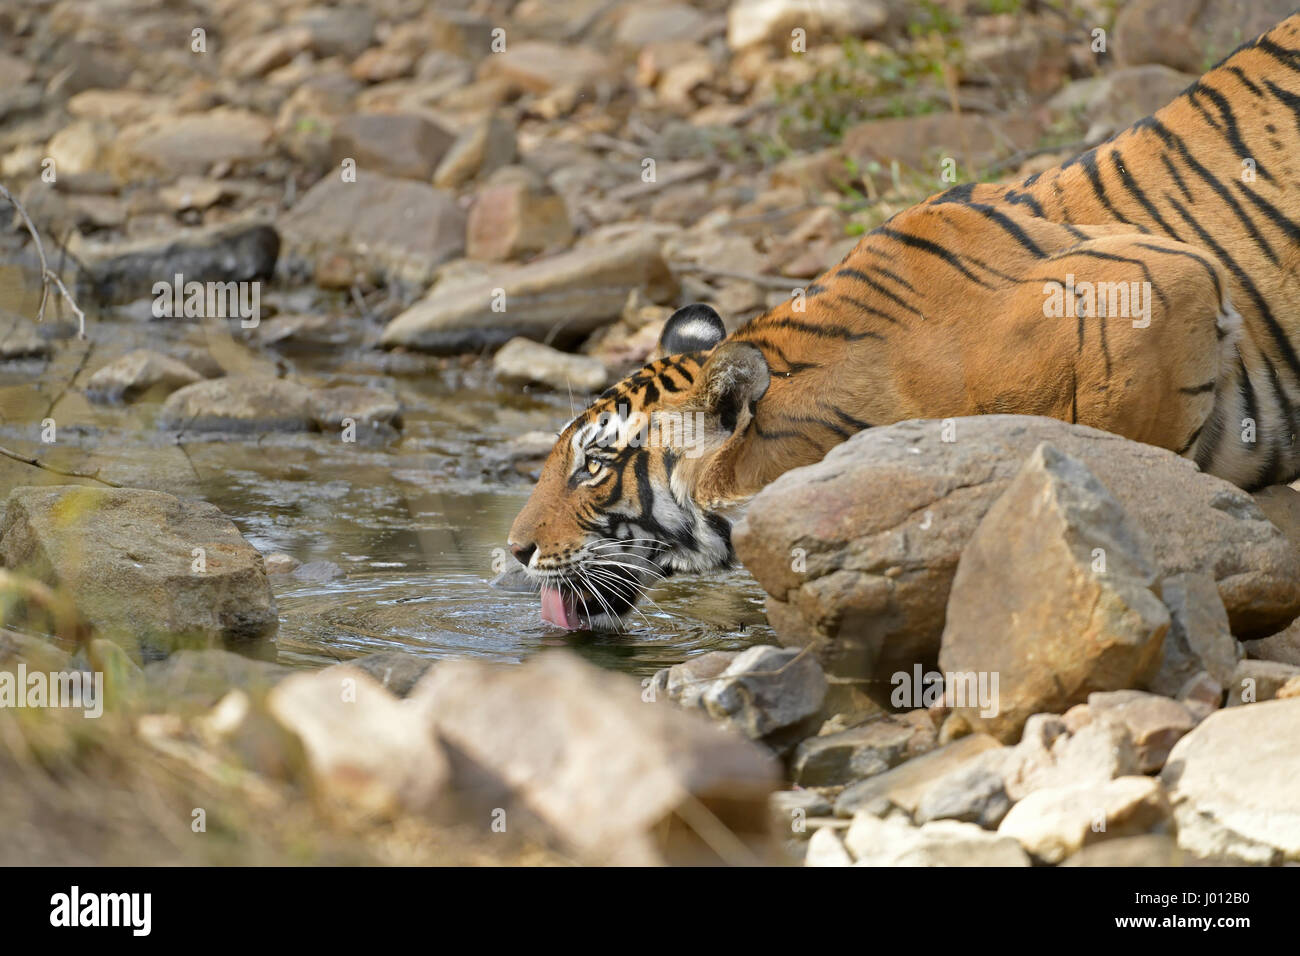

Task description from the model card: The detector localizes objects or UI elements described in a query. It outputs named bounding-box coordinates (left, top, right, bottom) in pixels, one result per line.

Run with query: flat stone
left=845, top=814, right=1029, bottom=867
left=834, top=732, right=1001, bottom=817
left=792, top=716, right=917, bottom=786
left=1086, top=690, right=1198, bottom=772
left=493, top=337, right=608, bottom=393
left=158, top=376, right=319, bottom=433
left=329, top=112, right=455, bottom=181
left=380, top=234, right=678, bottom=353
left=85, top=349, right=203, bottom=403
left=700, top=644, right=827, bottom=740
left=1225, top=659, right=1300, bottom=706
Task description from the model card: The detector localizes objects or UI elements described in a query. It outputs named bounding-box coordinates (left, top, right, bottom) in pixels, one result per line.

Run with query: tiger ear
left=658, top=304, right=726, bottom=356
left=697, top=341, right=769, bottom=434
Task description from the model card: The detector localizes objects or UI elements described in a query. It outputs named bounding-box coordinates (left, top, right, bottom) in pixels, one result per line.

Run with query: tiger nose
left=510, top=541, right=537, bottom=566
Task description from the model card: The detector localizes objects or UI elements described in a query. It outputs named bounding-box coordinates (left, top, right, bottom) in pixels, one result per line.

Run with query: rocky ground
left=1, top=0, right=1299, bottom=865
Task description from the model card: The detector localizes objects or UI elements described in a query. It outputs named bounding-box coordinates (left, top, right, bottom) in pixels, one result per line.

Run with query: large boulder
left=380, top=234, right=678, bottom=353
left=410, top=651, right=780, bottom=864
left=277, top=172, right=465, bottom=286
left=733, top=416, right=1300, bottom=684
left=1160, top=697, right=1300, bottom=863
left=0, top=486, right=277, bottom=658
left=939, top=444, right=1170, bottom=741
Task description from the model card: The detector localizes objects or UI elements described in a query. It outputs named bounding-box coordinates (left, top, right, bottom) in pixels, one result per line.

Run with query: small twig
left=0, top=444, right=120, bottom=487
left=0, top=181, right=87, bottom=338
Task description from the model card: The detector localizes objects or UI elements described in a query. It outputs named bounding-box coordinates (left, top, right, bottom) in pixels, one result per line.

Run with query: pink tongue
left=541, top=586, right=583, bottom=629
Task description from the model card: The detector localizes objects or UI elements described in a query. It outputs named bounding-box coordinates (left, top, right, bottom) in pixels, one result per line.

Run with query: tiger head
left=507, top=304, right=770, bottom=630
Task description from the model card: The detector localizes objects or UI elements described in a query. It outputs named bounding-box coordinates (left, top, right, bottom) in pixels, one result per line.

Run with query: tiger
left=509, top=13, right=1300, bottom=631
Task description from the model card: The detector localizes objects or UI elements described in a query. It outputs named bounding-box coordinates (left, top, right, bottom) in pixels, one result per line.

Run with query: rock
left=1001, top=714, right=1141, bottom=800
left=1153, top=572, right=1241, bottom=693
left=834, top=732, right=1001, bottom=817
left=700, top=644, right=827, bottom=740
left=734, top=416, right=1300, bottom=684
left=411, top=651, right=780, bottom=864
left=914, top=756, right=1012, bottom=829
left=1243, top=619, right=1300, bottom=666
left=940, top=444, right=1169, bottom=741
left=268, top=666, right=448, bottom=816
left=1086, top=690, right=1198, bottom=773
left=1178, top=671, right=1225, bottom=720
left=493, top=337, right=608, bottom=393
left=329, top=113, right=455, bottom=182
left=726, top=0, right=889, bottom=51
left=84, top=350, right=203, bottom=403
left=433, top=115, right=516, bottom=189
left=616, top=4, right=709, bottom=45
left=73, top=221, right=280, bottom=306
left=111, top=109, right=272, bottom=181
left=309, top=384, right=402, bottom=429
left=791, top=716, right=917, bottom=786
left=278, top=173, right=465, bottom=286
left=158, top=376, right=318, bottom=433
left=0, top=487, right=277, bottom=658
left=328, top=651, right=431, bottom=699
left=46, top=120, right=110, bottom=175
left=158, top=176, right=233, bottom=212
left=467, top=176, right=574, bottom=262
left=845, top=815, right=1029, bottom=867
left=1161, top=698, right=1300, bottom=863
left=143, top=649, right=292, bottom=708
left=221, top=27, right=313, bottom=79
left=804, top=826, right=853, bottom=866
left=665, top=650, right=740, bottom=709
left=293, top=4, right=376, bottom=58
left=380, top=234, right=678, bottom=353
left=478, top=41, right=612, bottom=96
left=262, top=553, right=299, bottom=575
left=1225, top=659, right=1300, bottom=706
left=1115, top=0, right=1296, bottom=74
left=1048, top=66, right=1198, bottom=142
left=1060, top=834, right=1189, bottom=867
left=1279, top=676, right=1300, bottom=699
left=842, top=113, right=1040, bottom=186
left=0, top=322, right=50, bottom=360
left=998, top=777, right=1172, bottom=864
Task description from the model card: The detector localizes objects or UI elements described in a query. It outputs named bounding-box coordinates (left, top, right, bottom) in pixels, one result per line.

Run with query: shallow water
left=0, top=273, right=773, bottom=678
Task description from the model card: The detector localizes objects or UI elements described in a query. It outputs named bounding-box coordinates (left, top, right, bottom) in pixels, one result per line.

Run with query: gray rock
left=331, top=651, right=432, bottom=699
left=379, top=234, right=678, bottom=353
left=665, top=650, right=740, bottom=709
left=329, top=112, right=455, bottom=182
left=792, top=716, right=917, bottom=786
left=433, top=115, right=516, bottom=189
left=159, top=376, right=318, bottom=433
left=804, top=826, right=853, bottom=866
left=834, top=732, right=1002, bottom=817
left=700, top=644, right=827, bottom=740
left=410, top=651, right=780, bottom=864
left=1154, top=572, right=1241, bottom=693
left=278, top=172, right=465, bottom=286
left=1161, top=698, right=1300, bottom=863
left=84, top=349, right=203, bottom=403
left=1001, top=713, right=1141, bottom=800
left=0, top=486, right=278, bottom=659
left=1115, top=0, right=1296, bottom=73
left=735, top=416, right=1300, bottom=684
left=73, top=221, right=279, bottom=306
left=493, top=337, right=608, bottom=393
left=915, top=757, right=1012, bottom=829
left=940, top=444, right=1169, bottom=741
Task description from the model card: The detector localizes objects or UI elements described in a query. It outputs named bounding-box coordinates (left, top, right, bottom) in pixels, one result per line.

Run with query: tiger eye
left=586, top=459, right=602, bottom=476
